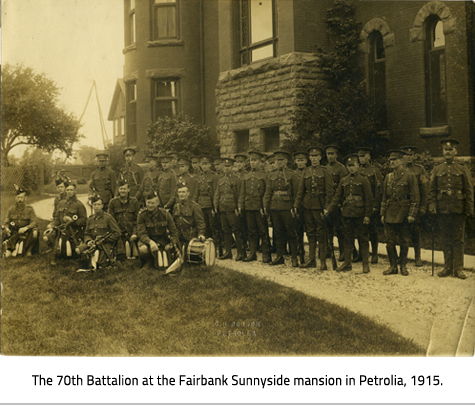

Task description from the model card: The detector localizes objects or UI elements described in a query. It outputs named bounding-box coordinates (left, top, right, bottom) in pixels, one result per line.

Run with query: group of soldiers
left=2, top=139, right=473, bottom=279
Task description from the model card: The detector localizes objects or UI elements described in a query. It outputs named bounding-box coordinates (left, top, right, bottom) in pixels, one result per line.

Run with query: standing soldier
left=428, top=139, right=474, bottom=279
left=157, top=155, right=177, bottom=210
left=294, top=147, right=334, bottom=270
left=137, top=154, right=160, bottom=206
left=293, top=151, right=309, bottom=264
left=324, top=145, right=348, bottom=261
left=356, top=147, right=383, bottom=264
left=190, top=155, right=202, bottom=176
left=168, top=151, right=180, bottom=174
left=214, top=157, right=224, bottom=177
left=3, top=185, right=39, bottom=258
left=214, top=158, right=245, bottom=261
left=75, top=195, right=121, bottom=269
left=108, top=180, right=141, bottom=261
left=401, top=146, right=429, bottom=266
left=49, top=183, right=87, bottom=264
left=263, top=151, right=300, bottom=267
left=380, top=150, right=420, bottom=276
left=196, top=155, right=221, bottom=252
left=175, top=157, right=198, bottom=202
left=89, top=152, right=116, bottom=211
left=118, top=146, right=144, bottom=198
left=325, top=154, right=373, bottom=273
left=238, top=151, right=270, bottom=263
left=234, top=153, right=248, bottom=250
left=137, top=192, right=180, bottom=270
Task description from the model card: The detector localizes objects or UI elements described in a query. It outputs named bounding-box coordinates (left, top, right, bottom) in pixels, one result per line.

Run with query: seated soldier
left=173, top=184, right=207, bottom=261
left=108, top=180, right=141, bottom=261
left=137, top=192, right=180, bottom=270
left=75, top=195, right=121, bottom=270
left=3, top=185, right=39, bottom=257
left=47, top=183, right=87, bottom=265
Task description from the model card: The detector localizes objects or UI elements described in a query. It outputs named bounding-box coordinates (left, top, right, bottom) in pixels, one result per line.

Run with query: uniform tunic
left=119, top=162, right=144, bottom=198
left=4, top=203, right=38, bottom=252
left=324, top=161, right=347, bottom=240
left=89, top=167, right=116, bottom=208
left=157, top=170, right=177, bottom=209
left=53, top=195, right=88, bottom=249
left=108, top=195, right=140, bottom=236
left=173, top=199, right=206, bottom=242
left=137, top=207, right=179, bottom=248
left=428, top=159, right=474, bottom=270
left=196, top=170, right=220, bottom=241
left=137, top=169, right=160, bottom=203
left=359, top=163, right=383, bottom=211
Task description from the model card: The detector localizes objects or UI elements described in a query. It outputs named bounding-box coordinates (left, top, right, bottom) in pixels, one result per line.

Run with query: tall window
left=153, top=80, right=178, bottom=120
left=236, top=130, right=250, bottom=153
left=241, top=0, right=276, bottom=65
left=369, top=31, right=387, bottom=130
left=129, top=0, right=136, bottom=45
left=426, top=17, right=447, bottom=126
left=152, top=0, right=177, bottom=40
left=126, top=83, right=137, bottom=144
left=263, top=127, right=280, bottom=152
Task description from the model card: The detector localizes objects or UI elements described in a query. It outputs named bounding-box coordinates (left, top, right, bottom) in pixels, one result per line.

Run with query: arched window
left=369, top=31, right=387, bottom=130
left=426, top=16, right=447, bottom=126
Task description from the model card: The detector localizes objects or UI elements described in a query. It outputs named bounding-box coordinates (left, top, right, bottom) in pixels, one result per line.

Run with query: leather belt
left=439, top=189, right=462, bottom=196
left=346, top=195, right=363, bottom=201
left=274, top=191, right=290, bottom=196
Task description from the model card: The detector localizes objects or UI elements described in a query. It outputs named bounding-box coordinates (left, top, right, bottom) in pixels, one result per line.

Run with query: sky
left=2, top=0, right=124, bottom=158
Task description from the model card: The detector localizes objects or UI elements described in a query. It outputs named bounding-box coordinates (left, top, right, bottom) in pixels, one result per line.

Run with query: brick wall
left=216, top=52, right=325, bottom=156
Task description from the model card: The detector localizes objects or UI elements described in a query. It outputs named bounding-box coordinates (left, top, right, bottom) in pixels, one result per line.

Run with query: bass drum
left=187, top=238, right=216, bottom=266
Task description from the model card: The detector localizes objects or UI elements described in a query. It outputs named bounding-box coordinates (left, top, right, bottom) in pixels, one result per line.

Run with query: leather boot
left=299, top=253, right=306, bottom=265
left=318, top=242, right=327, bottom=271
left=270, top=254, right=284, bottom=265
left=337, top=236, right=345, bottom=261
left=352, top=240, right=362, bottom=262
left=361, top=241, right=370, bottom=274
left=414, top=247, right=422, bottom=267
left=382, top=245, right=398, bottom=275
left=218, top=236, right=233, bottom=260
left=400, top=246, right=409, bottom=276
left=370, top=239, right=379, bottom=264
left=362, top=263, right=370, bottom=274
left=336, top=247, right=352, bottom=272
left=243, top=237, right=257, bottom=262
left=290, top=241, right=299, bottom=267
left=300, top=242, right=316, bottom=269
left=262, top=252, right=271, bottom=264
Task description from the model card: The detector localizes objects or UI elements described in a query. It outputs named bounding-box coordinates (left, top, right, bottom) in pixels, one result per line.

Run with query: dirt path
left=217, top=253, right=475, bottom=356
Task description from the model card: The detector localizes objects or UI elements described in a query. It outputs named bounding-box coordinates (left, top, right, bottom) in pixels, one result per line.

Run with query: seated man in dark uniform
left=3, top=185, right=39, bottom=257
left=137, top=191, right=180, bottom=270
left=75, top=195, right=121, bottom=270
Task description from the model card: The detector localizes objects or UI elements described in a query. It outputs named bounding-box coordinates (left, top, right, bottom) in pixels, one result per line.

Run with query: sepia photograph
left=1, top=0, right=474, bottom=366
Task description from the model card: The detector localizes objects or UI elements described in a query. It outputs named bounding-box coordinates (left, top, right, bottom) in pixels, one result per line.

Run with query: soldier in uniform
left=75, top=194, right=121, bottom=269
left=167, top=151, right=180, bottom=174
left=325, top=154, right=373, bottom=273
left=356, top=147, right=383, bottom=263
left=49, top=183, right=87, bottom=264
left=89, top=152, right=116, bottom=211
left=238, top=150, right=270, bottom=263
left=175, top=157, right=199, bottom=202
left=3, top=185, right=39, bottom=257
left=118, top=146, right=144, bottom=198
left=295, top=147, right=334, bottom=270
left=108, top=180, right=141, bottom=261
left=214, top=158, right=246, bottom=261
left=137, top=154, right=160, bottom=206
left=137, top=191, right=180, bottom=270
left=234, top=153, right=249, bottom=249
left=401, top=146, right=429, bottom=266
left=324, top=145, right=348, bottom=261
left=293, top=151, right=309, bottom=264
left=190, top=155, right=202, bottom=176
left=428, top=139, right=474, bottom=279
left=380, top=150, right=420, bottom=276
left=263, top=151, right=300, bottom=267
left=196, top=155, right=221, bottom=252
left=173, top=184, right=207, bottom=257
left=213, top=157, right=224, bottom=177
left=157, top=155, right=178, bottom=210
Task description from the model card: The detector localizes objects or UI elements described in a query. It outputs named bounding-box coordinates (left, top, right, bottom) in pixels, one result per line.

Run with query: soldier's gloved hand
left=130, top=234, right=137, bottom=242
left=150, top=241, right=159, bottom=253
left=408, top=216, right=415, bottom=224
left=165, top=243, right=173, bottom=251
left=381, top=216, right=385, bottom=224
left=87, top=241, right=93, bottom=247
left=323, top=209, right=329, bottom=217
left=263, top=208, right=267, bottom=216
left=260, top=209, right=265, bottom=217
left=363, top=217, right=370, bottom=225
left=18, top=227, right=28, bottom=234
left=235, top=209, right=240, bottom=216
left=63, top=216, right=73, bottom=223
left=75, top=247, right=81, bottom=255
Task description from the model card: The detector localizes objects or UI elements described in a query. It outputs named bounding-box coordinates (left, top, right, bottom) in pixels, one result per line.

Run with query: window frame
left=151, top=79, right=180, bottom=121
left=368, top=30, right=388, bottom=131
left=425, top=16, right=447, bottom=127
left=126, top=82, right=137, bottom=144
left=240, top=0, right=277, bottom=66
left=128, top=0, right=136, bottom=45
left=263, top=126, right=280, bottom=152
left=151, top=0, right=178, bottom=41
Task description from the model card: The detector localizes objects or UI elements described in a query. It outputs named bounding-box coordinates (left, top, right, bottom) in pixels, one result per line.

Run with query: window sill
left=419, top=126, right=450, bottom=137
left=147, top=40, right=184, bottom=48
left=123, top=44, right=137, bottom=54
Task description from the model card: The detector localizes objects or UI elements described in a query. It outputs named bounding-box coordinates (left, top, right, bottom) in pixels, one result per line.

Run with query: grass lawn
left=1, top=252, right=423, bottom=357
